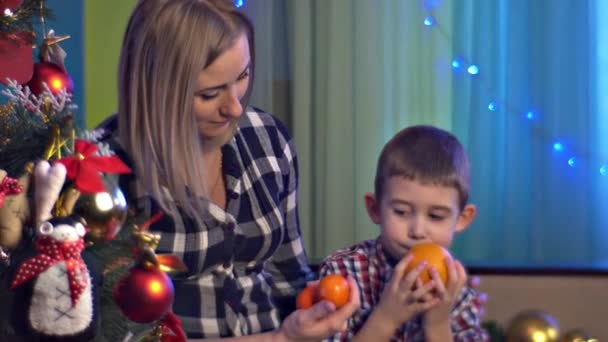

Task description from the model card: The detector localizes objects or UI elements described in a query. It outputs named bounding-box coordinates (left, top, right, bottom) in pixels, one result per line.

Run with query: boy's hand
left=276, top=276, right=360, bottom=342
left=424, top=257, right=467, bottom=328
left=373, top=254, right=440, bottom=331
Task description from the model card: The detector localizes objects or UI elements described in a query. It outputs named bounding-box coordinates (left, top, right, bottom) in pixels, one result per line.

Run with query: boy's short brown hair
left=374, top=125, right=470, bottom=209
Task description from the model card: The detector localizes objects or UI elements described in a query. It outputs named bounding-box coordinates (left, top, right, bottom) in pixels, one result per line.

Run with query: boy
left=319, top=125, right=487, bottom=341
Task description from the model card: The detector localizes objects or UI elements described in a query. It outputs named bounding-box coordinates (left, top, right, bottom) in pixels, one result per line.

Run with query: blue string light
left=451, top=57, right=464, bottom=69
left=526, top=111, right=535, bottom=120
left=422, top=4, right=607, bottom=177
left=553, top=142, right=564, bottom=152
left=467, top=65, right=479, bottom=75
left=234, top=0, right=244, bottom=8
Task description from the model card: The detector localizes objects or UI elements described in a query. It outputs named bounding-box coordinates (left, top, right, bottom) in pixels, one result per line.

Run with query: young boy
left=319, top=125, right=487, bottom=341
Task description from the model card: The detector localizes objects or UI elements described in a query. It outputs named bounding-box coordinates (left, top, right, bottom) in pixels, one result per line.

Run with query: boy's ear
left=364, top=192, right=381, bottom=225
left=455, top=204, right=477, bottom=233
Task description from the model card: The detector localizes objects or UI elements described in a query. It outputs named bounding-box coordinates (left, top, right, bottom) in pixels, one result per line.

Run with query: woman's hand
left=275, top=276, right=360, bottom=342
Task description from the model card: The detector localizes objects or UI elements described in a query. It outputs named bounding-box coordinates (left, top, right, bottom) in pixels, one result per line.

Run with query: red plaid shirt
left=319, top=239, right=488, bottom=342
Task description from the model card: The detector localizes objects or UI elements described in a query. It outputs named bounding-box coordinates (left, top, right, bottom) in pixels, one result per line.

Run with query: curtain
left=451, top=0, right=607, bottom=265
left=244, top=0, right=607, bottom=266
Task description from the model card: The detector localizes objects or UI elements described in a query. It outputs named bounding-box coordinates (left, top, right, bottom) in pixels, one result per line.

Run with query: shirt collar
left=374, top=238, right=396, bottom=284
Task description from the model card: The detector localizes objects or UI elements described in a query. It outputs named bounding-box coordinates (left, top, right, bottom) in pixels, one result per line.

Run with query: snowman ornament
left=10, top=161, right=97, bottom=341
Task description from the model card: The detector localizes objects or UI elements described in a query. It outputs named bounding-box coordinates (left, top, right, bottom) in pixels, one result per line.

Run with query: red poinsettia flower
left=55, top=140, right=131, bottom=193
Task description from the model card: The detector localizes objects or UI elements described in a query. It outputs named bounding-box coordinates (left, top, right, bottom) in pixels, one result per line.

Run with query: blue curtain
left=243, top=0, right=608, bottom=267
left=451, top=0, right=608, bottom=266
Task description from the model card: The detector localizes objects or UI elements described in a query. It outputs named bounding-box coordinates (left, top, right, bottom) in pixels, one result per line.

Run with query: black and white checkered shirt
left=99, top=108, right=314, bottom=338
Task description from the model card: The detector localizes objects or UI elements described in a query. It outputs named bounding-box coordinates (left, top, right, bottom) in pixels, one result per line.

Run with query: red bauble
left=113, top=265, right=175, bottom=323
left=1, top=0, right=24, bottom=10
left=26, top=62, right=74, bottom=96
left=0, top=31, right=33, bottom=85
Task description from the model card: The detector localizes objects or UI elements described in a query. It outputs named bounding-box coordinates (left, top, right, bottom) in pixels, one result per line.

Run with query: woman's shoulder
left=238, top=106, right=293, bottom=142
left=95, top=114, right=119, bottom=140
left=233, top=107, right=296, bottom=164
left=93, top=114, right=131, bottom=162
left=95, top=114, right=123, bottom=158
left=92, top=114, right=138, bottom=196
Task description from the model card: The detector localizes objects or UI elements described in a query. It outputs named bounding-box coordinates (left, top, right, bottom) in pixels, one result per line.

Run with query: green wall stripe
left=84, top=0, right=137, bottom=128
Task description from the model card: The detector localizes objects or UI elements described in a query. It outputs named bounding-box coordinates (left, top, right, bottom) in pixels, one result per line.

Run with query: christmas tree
left=0, top=1, right=186, bottom=341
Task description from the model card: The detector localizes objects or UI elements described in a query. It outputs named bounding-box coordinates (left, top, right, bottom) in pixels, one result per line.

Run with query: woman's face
left=193, top=33, right=251, bottom=147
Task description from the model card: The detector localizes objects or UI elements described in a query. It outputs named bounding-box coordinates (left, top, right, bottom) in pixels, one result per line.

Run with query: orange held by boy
left=404, top=242, right=452, bottom=286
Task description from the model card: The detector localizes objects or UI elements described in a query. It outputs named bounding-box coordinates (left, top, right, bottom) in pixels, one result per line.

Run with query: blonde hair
left=118, top=0, right=255, bottom=223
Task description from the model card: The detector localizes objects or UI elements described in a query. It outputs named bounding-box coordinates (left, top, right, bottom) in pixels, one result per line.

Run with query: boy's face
left=365, top=177, right=476, bottom=261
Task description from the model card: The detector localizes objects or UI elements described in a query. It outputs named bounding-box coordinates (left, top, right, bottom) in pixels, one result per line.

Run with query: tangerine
left=317, top=274, right=350, bottom=309
left=404, top=242, right=452, bottom=285
left=296, top=284, right=318, bottom=310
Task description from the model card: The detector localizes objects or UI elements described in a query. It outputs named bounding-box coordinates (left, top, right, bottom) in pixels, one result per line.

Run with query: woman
left=99, top=0, right=359, bottom=340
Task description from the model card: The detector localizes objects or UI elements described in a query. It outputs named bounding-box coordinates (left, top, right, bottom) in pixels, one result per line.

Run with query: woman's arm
left=264, top=130, right=315, bottom=318
left=188, top=282, right=360, bottom=342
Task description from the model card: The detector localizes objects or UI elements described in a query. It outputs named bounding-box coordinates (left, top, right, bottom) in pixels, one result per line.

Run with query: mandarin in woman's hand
left=404, top=242, right=452, bottom=285
left=296, top=284, right=318, bottom=310
left=317, top=274, right=350, bottom=309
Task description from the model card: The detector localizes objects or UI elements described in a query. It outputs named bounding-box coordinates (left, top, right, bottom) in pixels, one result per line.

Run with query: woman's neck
left=202, top=148, right=226, bottom=209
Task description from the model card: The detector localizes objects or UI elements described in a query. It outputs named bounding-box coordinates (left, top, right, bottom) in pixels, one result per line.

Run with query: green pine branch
left=0, top=0, right=53, bottom=41
left=0, top=101, right=75, bottom=177
left=89, top=216, right=155, bottom=342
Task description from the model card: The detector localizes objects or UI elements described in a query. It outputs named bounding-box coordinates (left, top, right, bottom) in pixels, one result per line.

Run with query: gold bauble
left=560, top=329, right=591, bottom=342
left=506, top=310, right=560, bottom=342
left=70, top=178, right=128, bottom=243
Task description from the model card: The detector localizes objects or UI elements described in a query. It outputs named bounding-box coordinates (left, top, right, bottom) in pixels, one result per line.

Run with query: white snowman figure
left=10, top=161, right=98, bottom=341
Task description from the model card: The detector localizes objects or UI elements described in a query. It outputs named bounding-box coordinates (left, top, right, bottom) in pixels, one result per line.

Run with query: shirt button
left=230, top=192, right=238, bottom=200
left=226, top=222, right=236, bottom=231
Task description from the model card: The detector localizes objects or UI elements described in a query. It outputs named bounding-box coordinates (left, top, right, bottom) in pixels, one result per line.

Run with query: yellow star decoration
left=43, top=126, right=74, bottom=160
left=40, top=32, right=70, bottom=67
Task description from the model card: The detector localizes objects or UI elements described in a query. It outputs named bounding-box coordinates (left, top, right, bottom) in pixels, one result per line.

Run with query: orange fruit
left=296, top=284, right=318, bottom=310
left=317, top=274, right=350, bottom=309
left=404, top=242, right=452, bottom=285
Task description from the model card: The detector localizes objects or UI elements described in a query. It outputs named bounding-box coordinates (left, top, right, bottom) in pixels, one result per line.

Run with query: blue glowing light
left=526, top=111, right=535, bottom=120
left=601, top=165, right=608, bottom=176
left=451, top=57, right=463, bottom=69
left=488, top=101, right=498, bottom=111
left=568, top=157, right=576, bottom=167
left=467, top=65, right=479, bottom=75
left=234, top=0, right=244, bottom=8
left=553, top=142, right=564, bottom=152
left=424, top=16, right=435, bottom=26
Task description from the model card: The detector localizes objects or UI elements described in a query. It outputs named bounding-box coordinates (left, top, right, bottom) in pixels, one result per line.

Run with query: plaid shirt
left=99, top=108, right=314, bottom=338
left=319, top=239, right=488, bottom=342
